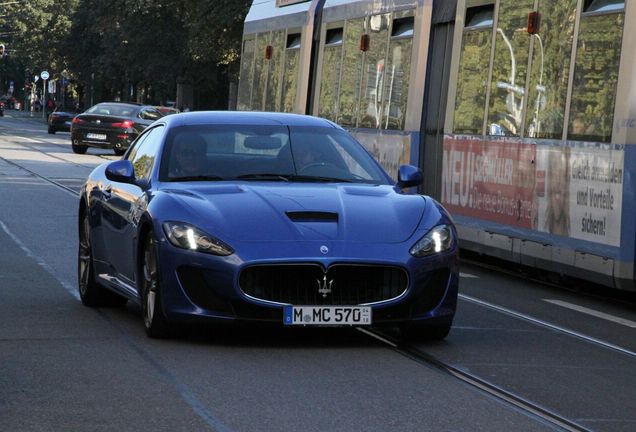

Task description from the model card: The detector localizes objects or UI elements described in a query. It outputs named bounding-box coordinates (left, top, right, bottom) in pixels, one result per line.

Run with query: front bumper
left=156, top=238, right=459, bottom=327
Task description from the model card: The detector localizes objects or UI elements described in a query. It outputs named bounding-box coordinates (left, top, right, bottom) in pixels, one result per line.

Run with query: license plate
left=284, top=306, right=372, bottom=326
left=86, top=133, right=107, bottom=140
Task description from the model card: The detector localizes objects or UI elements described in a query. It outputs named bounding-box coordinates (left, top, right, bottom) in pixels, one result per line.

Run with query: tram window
left=338, top=18, right=365, bottom=127
left=286, top=33, right=302, bottom=49
left=237, top=38, right=255, bottom=111
left=325, top=28, right=343, bottom=46
left=282, top=33, right=302, bottom=113
left=391, top=17, right=414, bottom=38
left=465, top=4, right=494, bottom=30
left=358, top=14, right=390, bottom=129
left=525, top=0, right=577, bottom=139
left=252, top=33, right=271, bottom=111
left=453, top=7, right=492, bottom=135
left=265, top=30, right=285, bottom=112
left=487, top=0, right=534, bottom=137
left=318, top=31, right=344, bottom=121
left=568, top=10, right=624, bottom=142
left=583, top=0, right=624, bottom=14
left=383, top=16, right=414, bottom=130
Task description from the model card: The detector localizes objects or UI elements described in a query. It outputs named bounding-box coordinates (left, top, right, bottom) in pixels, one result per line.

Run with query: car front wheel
left=140, top=234, right=173, bottom=338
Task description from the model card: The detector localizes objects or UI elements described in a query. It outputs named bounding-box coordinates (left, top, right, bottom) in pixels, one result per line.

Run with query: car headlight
left=162, top=221, right=234, bottom=256
left=409, top=225, right=454, bottom=257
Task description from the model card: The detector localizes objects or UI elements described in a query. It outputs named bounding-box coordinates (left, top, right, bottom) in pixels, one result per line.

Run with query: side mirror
left=397, top=164, right=423, bottom=189
left=105, top=160, right=135, bottom=184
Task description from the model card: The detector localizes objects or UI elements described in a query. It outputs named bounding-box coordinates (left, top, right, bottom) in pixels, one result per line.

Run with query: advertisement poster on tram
left=441, top=135, right=537, bottom=229
left=535, top=146, right=623, bottom=247
left=442, top=136, right=624, bottom=247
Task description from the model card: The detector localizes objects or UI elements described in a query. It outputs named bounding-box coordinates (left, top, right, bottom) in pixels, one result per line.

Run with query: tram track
left=2, top=144, right=632, bottom=432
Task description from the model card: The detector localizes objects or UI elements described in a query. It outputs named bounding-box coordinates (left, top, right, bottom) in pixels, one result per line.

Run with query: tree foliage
left=0, top=0, right=251, bottom=108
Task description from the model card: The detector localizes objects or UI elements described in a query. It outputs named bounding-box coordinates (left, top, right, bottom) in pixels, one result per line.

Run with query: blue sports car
left=78, top=112, right=459, bottom=339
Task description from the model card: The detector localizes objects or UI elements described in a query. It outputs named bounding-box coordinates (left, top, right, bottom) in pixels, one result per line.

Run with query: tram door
left=420, top=1, right=457, bottom=200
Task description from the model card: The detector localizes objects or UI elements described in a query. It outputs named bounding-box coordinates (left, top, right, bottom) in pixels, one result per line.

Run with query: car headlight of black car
left=409, top=225, right=454, bottom=257
left=162, top=221, right=234, bottom=256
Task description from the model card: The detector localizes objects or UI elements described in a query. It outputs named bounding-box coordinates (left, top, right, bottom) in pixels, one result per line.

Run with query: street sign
left=40, top=71, right=49, bottom=80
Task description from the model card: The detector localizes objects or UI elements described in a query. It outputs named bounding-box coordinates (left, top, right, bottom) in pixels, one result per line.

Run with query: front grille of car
left=239, top=264, right=408, bottom=305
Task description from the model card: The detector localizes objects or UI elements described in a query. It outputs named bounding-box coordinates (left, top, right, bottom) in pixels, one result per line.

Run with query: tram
left=237, top=0, right=635, bottom=292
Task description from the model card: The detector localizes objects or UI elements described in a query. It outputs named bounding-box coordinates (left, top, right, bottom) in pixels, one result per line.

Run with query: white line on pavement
left=460, top=272, right=479, bottom=279
left=0, top=219, right=79, bottom=301
left=544, top=299, right=636, bottom=328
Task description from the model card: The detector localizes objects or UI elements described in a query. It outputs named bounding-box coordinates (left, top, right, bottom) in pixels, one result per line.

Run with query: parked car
left=48, top=107, right=79, bottom=134
left=78, top=111, right=459, bottom=339
left=0, top=95, right=17, bottom=110
left=70, top=102, right=163, bottom=155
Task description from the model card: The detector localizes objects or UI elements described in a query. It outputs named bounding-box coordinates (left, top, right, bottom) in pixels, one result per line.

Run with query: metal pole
left=42, top=79, right=47, bottom=119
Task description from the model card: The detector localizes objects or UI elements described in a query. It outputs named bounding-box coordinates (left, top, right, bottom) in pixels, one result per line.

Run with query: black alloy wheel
left=113, top=143, right=126, bottom=156
left=78, top=211, right=126, bottom=307
left=72, top=139, right=87, bottom=154
left=140, top=234, right=173, bottom=338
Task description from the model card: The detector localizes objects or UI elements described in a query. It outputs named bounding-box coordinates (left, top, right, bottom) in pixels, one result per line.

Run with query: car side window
left=130, top=126, right=164, bottom=181
left=125, top=129, right=151, bottom=162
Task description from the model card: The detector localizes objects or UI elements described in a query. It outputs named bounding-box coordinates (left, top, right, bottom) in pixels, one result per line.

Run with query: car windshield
left=159, top=125, right=390, bottom=184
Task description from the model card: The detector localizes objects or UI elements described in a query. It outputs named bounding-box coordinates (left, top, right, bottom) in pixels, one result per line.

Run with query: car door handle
left=102, top=186, right=112, bottom=199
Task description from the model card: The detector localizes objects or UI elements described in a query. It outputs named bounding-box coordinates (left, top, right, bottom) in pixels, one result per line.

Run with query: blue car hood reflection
left=160, top=183, right=427, bottom=243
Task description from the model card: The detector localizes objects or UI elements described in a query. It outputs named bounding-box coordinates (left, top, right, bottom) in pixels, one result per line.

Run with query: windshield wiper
left=235, top=173, right=290, bottom=182
left=169, top=175, right=225, bottom=182
left=288, top=175, right=355, bottom=183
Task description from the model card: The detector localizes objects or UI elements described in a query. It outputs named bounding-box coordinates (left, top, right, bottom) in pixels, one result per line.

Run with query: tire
left=140, top=234, right=174, bottom=338
left=114, top=148, right=126, bottom=156
left=72, top=139, right=87, bottom=154
left=78, top=211, right=127, bottom=307
left=400, top=320, right=453, bottom=342
left=48, top=127, right=56, bottom=134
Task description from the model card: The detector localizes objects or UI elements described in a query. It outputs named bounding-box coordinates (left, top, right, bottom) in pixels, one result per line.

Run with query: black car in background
left=70, top=102, right=163, bottom=155
left=48, top=107, right=79, bottom=134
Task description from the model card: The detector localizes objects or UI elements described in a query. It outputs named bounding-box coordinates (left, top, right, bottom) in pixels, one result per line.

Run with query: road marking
left=460, top=294, right=636, bottom=359
left=460, top=272, right=479, bottom=279
left=544, top=299, right=636, bottom=328
left=0, top=219, right=79, bottom=300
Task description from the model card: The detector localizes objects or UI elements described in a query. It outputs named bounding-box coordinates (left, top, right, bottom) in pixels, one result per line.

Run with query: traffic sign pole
left=40, top=71, right=49, bottom=119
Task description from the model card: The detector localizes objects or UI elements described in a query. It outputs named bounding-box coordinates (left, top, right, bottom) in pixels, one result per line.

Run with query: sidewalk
left=4, top=109, right=48, bottom=124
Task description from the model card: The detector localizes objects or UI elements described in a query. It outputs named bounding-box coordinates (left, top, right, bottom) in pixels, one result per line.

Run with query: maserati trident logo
left=317, top=274, right=334, bottom=298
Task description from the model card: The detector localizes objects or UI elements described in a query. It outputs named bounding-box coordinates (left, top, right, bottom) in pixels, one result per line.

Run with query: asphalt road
left=1, top=112, right=635, bottom=432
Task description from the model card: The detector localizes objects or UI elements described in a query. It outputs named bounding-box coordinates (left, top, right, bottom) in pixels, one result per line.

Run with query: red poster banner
left=442, top=135, right=537, bottom=229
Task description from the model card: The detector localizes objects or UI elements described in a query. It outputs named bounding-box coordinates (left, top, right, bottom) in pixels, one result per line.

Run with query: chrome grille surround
left=239, top=263, right=409, bottom=306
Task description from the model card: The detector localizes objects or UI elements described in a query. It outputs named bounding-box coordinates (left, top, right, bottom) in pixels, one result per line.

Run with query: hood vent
left=286, top=211, right=338, bottom=223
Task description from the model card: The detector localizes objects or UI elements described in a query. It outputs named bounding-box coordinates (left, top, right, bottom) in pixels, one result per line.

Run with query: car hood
left=160, top=183, right=429, bottom=243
